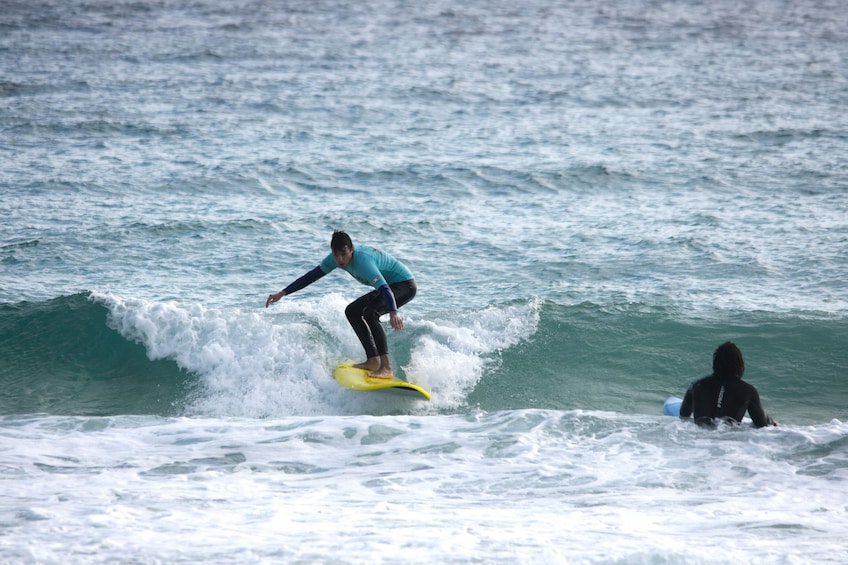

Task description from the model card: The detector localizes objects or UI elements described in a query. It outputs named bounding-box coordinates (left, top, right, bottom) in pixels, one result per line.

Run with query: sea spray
left=89, top=292, right=542, bottom=417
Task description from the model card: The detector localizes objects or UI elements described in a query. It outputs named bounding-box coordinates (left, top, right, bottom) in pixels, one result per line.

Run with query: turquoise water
left=2, top=0, right=848, bottom=562
left=2, top=294, right=846, bottom=425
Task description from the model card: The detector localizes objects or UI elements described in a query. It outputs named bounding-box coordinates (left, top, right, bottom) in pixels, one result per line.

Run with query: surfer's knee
left=344, top=302, right=362, bottom=322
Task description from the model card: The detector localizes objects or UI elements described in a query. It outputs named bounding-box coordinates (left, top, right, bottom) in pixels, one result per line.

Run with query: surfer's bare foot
left=354, top=359, right=380, bottom=372
left=360, top=354, right=393, bottom=378
left=367, top=367, right=394, bottom=379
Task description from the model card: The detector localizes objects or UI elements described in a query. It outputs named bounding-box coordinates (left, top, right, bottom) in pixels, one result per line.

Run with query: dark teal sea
left=2, top=293, right=845, bottom=426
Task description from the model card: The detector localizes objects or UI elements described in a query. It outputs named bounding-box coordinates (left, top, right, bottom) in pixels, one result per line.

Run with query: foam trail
left=405, top=298, right=541, bottom=409
left=91, top=292, right=540, bottom=417
left=92, top=291, right=338, bottom=417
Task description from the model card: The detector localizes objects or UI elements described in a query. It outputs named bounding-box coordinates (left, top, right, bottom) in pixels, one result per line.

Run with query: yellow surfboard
left=333, top=360, right=431, bottom=400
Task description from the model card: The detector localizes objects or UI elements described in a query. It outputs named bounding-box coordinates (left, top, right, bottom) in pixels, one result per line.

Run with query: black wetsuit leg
left=345, top=280, right=417, bottom=358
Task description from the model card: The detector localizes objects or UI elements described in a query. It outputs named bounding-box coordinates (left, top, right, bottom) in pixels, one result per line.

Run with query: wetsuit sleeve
left=283, top=266, right=325, bottom=295
left=679, top=387, right=694, bottom=418
left=379, top=284, right=398, bottom=311
left=746, top=387, right=775, bottom=428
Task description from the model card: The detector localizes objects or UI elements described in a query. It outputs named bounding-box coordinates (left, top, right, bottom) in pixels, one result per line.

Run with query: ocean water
left=2, top=0, right=847, bottom=563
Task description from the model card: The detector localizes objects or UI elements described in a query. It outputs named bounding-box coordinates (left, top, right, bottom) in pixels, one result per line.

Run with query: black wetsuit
left=679, top=374, right=776, bottom=428
left=345, top=280, right=416, bottom=359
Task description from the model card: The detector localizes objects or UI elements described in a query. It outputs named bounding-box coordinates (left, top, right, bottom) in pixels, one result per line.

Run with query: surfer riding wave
left=265, top=231, right=416, bottom=379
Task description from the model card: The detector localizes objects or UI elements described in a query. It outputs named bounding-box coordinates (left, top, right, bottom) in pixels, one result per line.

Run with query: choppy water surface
left=2, top=0, right=847, bottom=562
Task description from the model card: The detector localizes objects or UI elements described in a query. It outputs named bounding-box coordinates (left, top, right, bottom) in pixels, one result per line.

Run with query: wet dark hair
left=330, top=230, right=353, bottom=252
left=712, top=341, right=745, bottom=380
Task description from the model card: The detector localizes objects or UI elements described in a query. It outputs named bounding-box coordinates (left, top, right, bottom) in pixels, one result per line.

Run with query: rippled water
left=2, top=0, right=847, bottom=562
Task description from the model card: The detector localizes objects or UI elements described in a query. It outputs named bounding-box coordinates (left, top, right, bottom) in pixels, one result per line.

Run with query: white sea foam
left=1, top=412, right=846, bottom=564
left=90, top=292, right=540, bottom=417
left=405, top=299, right=542, bottom=409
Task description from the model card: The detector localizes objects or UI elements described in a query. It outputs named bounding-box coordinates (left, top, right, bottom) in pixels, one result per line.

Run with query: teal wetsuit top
left=283, top=244, right=414, bottom=311
left=319, top=244, right=413, bottom=288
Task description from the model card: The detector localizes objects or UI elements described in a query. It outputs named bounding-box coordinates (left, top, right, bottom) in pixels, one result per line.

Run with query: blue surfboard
left=663, top=396, right=682, bottom=417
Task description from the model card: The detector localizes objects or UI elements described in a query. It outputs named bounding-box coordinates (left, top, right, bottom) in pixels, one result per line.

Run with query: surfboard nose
left=663, top=397, right=682, bottom=417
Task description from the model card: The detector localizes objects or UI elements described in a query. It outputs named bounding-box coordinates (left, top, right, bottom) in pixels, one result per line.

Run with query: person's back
left=679, top=342, right=777, bottom=428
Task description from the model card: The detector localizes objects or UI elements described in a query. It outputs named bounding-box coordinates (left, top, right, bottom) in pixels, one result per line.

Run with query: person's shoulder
left=737, top=378, right=760, bottom=394
left=354, top=244, right=378, bottom=259
left=320, top=252, right=336, bottom=270
left=690, top=374, right=713, bottom=387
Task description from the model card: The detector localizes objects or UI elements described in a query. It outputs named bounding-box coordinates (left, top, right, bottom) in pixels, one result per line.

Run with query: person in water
left=679, top=341, right=778, bottom=428
left=265, top=231, right=416, bottom=379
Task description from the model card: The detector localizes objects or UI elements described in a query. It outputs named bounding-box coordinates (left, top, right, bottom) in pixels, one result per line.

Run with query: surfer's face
left=333, top=246, right=353, bottom=269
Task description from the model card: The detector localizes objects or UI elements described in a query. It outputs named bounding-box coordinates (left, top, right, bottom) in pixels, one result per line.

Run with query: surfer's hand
left=265, top=291, right=285, bottom=308
left=389, top=311, right=403, bottom=330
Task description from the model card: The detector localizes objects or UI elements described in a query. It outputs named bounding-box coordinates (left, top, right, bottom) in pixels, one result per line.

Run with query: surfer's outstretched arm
left=265, top=266, right=325, bottom=308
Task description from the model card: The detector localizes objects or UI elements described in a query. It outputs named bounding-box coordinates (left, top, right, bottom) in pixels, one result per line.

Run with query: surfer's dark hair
left=713, top=341, right=745, bottom=380
left=331, top=230, right=353, bottom=252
